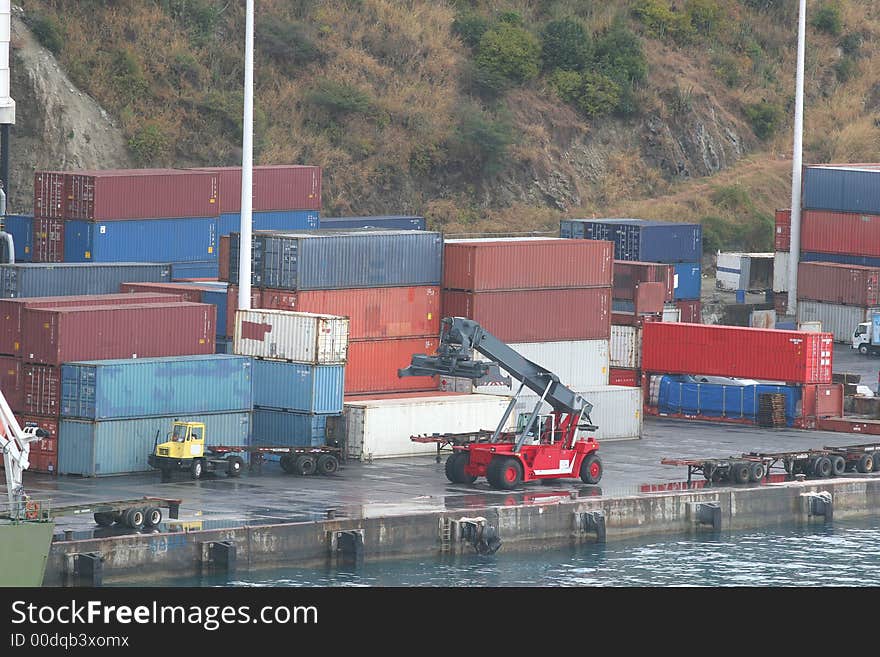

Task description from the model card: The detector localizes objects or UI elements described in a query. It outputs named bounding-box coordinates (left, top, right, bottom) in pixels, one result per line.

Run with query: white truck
left=852, top=312, right=880, bottom=356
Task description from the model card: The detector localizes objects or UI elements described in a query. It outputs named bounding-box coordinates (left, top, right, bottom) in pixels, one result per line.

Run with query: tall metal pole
left=786, top=0, right=806, bottom=318
left=237, top=0, right=254, bottom=312
left=0, top=1, right=17, bottom=209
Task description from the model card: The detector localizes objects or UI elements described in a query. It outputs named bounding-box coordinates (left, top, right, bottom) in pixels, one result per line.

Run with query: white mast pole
left=786, top=0, right=806, bottom=317
left=237, top=0, right=254, bottom=312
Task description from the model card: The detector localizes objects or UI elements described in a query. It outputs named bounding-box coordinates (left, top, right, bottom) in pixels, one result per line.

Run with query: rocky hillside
left=8, top=1, right=880, bottom=252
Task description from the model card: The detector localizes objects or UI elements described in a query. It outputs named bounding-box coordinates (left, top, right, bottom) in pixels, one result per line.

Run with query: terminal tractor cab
left=399, top=316, right=603, bottom=490
left=149, top=421, right=245, bottom=481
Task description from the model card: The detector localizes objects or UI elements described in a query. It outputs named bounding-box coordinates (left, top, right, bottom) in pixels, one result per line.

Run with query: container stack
left=1, top=214, right=35, bottom=263
left=319, top=215, right=425, bottom=231
left=223, top=229, right=444, bottom=395
left=0, top=262, right=173, bottom=298
left=560, top=218, right=703, bottom=323
left=795, top=261, right=880, bottom=341
left=232, top=309, right=349, bottom=449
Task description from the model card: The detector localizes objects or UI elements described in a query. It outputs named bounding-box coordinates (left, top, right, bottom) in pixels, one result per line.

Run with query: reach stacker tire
left=445, top=452, right=477, bottom=484
left=487, top=456, right=523, bottom=490
left=580, top=454, right=603, bottom=485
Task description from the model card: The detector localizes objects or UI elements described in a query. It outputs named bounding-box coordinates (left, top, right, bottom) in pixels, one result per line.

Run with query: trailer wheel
left=857, top=454, right=874, bottom=473
left=487, top=457, right=522, bottom=490
left=748, top=461, right=766, bottom=482
left=730, top=462, right=750, bottom=484
left=280, top=454, right=296, bottom=474
left=316, top=454, right=339, bottom=475
left=580, top=454, right=603, bottom=485
left=144, top=507, right=162, bottom=528
left=190, top=459, right=204, bottom=480
left=225, top=456, right=244, bottom=477
left=124, top=508, right=145, bottom=530
left=812, top=456, right=832, bottom=478
left=830, top=455, right=846, bottom=477
left=294, top=455, right=317, bottom=476
left=872, top=452, right=880, bottom=472
left=445, top=452, right=477, bottom=484
left=93, top=512, right=114, bottom=527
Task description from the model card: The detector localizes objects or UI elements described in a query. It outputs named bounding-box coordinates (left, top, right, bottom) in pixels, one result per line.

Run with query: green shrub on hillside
left=452, top=12, right=490, bottom=50
left=550, top=69, right=621, bottom=118
left=27, top=12, right=64, bottom=54
left=306, top=80, right=375, bottom=117
left=744, top=100, right=782, bottom=140
left=595, top=20, right=648, bottom=85
left=685, top=0, right=725, bottom=37
left=839, top=33, right=863, bottom=57
left=450, top=105, right=513, bottom=176
left=810, top=4, right=842, bottom=36
left=834, top=56, right=857, bottom=83
left=128, top=122, right=170, bottom=165
left=259, top=19, right=323, bottom=69
left=632, top=0, right=696, bottom=45
left=159, top=0, right=222, bottom=46
left=541, top=18, right=592, bottom=71
left=476, top=23, right=542, bottom=87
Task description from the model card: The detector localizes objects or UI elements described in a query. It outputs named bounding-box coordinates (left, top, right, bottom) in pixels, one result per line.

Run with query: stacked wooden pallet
left=758, top=393, right=786, bottom=428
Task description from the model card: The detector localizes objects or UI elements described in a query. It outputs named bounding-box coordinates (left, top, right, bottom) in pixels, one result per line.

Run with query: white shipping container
left=796, top=301, right=880, bottom=342
left=662, top=305, right=681, bottom=322
left=496, top=385, right=642, bottom=442
left=233, top=308, right=349, bottom=363
left=773, top=251, right=789, bottom=293
left=472, top=340, right=609, bottom=395
left=715, top=252, right=745, bottom=291
left=343, top=393, right=510, bottom=460
left=716, top=252, right=774, bottom=292
left=610, top=326, right=641, bottom=369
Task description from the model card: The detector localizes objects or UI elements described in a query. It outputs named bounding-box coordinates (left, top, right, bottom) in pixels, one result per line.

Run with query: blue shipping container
left=656, top=375, right=799, bottom=426
left=230, top=229, right=443, bottom=290
left=171, top=260, right=220, bottom=280
left=219, top=210, right=319, bottom=237
left=801, top=251, right=880, bottom=268
left=560, top=219, right=702, bottom=263
left=58, top=411, right=251, bottom=476
left=673, top=262, right=702, bottom=300
left=61, top=355, right=253, bottom=420
left=252, top=360, right=344, bottom=414
left=2, top=214, right=34, bottom=262
left=251, top=409, right=333, bottom=448
left=802, top=166, right=880, bottom=215
left=64, top=217, right=218, bottom=263
left=0, top=262, right=172, bottom=298
left=319, top=215, right=425, bottom=231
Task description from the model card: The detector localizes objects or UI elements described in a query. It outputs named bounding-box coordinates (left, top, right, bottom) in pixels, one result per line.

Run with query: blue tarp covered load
left=656, top=375, right=800, bottom=426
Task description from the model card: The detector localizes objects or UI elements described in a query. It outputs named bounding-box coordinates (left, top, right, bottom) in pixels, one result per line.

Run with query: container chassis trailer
left=2, top=496, right=182, bottom=530
left=153, top=445, right=344, bottom=481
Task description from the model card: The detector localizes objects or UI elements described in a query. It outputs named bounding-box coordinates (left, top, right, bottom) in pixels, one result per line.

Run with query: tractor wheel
left=857, top=454, right=874, bottom=474
left=730, top=462, right=750, bottom=484
left=748, top=461, right=766, bottom=482
left=225, top=455, right=244, bottom=477
left=93, top=512, right=114, bottom=527
left=486, top=457, right=523, bottom=490
left=316, top=454, right=339, bottom=475
left=830, top=455, right=846, bottom=477
left=859, top=344, right=869, bottom=355
left=580, top=454, right=603, bottom=485
left=445, top=452, right=476, bottom=484
left=812, top=456, right=832, bottom=478
left=124, top=508, right=145, bottom=530
left=144, top=507, right=163, bottom=528
left=280, top=454, right=296, bottom=474
left=294, top=454, right=317, bottom=476
left=190, top=459, right=204, bottom=480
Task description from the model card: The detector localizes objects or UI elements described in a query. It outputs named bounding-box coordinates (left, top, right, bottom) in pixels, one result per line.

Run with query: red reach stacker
left=399, top=316, right=602, bottom=490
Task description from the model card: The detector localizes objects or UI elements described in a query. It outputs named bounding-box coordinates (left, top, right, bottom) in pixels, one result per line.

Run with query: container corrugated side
left=800, top=251, right=880, bottom=268
left=803, top=166, right=880, bottom=215
left=252, top=360, right=344, bottom=414
left=320, top=216, right=425, bottom=230
left=641, top=322, right=833, bottom=383
left=343, top=393, right=509, bottom=460
left=64, top=217, right=218, bottom=263
left=472, top=340, right=610, bottom=395
left=0, top=356, right=23, bottom=412
left=219, top=234, right=231, bottom=281
left=189, top=165, right=321, bottom=213
left=775, top=209, right=791, bottom=251
left=441, top=287, right=611, bottom=342
left=561, top=219, right=702, bottom=263
left=612, top=261, right=674, bottom=301
left=57, top=411, right=251, bottom=476
left=0, top=263, right=172, bottom=298
left=32, top=217, right=64, bottom=263
left=34, top=171, right=67, bottom=219
left=23, top=302, right=216, bottom=365
left=251, top=409, right=332, bottom=448
left=797, top=262, right=880, bottom=306
left=60, top=355, right=253, bottom=420
left=3, top=214, right=34, bottom=262
left=796, top=301, right=880, bottom=342
left=22, top=364, right=61, bottom=417
left=345, top=337, right=439, bottom=394
left=232, top=309, right=348, bottom=364
left=773, top=251, right=790, bottom=293
left=801, top=209, right=880, bottom=257
left=610, top=326, right=641, bottom=368
left=674, top=300, right=701, bottom=323
left=673, top=262, right=701, bottom=300
left=14, top=415, right=58, bottom=473
left=219, top=210, right=319, bottom=236
left=442, top=239, right=612, bottom=291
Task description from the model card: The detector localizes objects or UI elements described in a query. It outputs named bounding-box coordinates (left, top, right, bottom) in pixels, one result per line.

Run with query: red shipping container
left=22, top=365, right=60, bottom=417
left=345, top=337, right=439, bottom=394
left=801, top=209, right=880, bottom=257
left=641, top=322, right=833, bottom=383
left=674, top=299, right=702, bottom=324
left=801, top=383, right=844, bottom=419
left=33, top=171, right=67, bottom=219
left=189, top=165, right=322, bottom=213
left=21, top=302, right=216, bottom=365
left=775, top=209, right=791, bottom=251
left=219, top=234, right=231, bottom=281
left=65, top=169, right=219, bottom=220
left=609, top=368, right=640, bottom=387
left=634, top=282, right=666, bottom=313
left=0, top=293, right=185, bottom=357
left=443, top=239, right=613, bottom=291
left=1, top=416, right=57, bottom=474
left=797, top=261, right=880, bottom=306
left=0, top=356, right=23, bottom=412
left=225, top=285, right=263, bottom=338
left=613, top=261, right=674, bottom=301
left=441, top=288, right=611, bottom=343
left=118, top=282, right=207, bottom=302
left=32, top=217, right=64, bottom=263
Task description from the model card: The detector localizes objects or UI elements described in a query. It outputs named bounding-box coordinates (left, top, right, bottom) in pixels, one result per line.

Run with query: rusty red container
left=613, top=261, right=674, bottom=301
left=189, top=165, right=322, bottom=212
left=441, top=287, right=611, bottom=342
left=801, top=209, right=880, bottom=257
left=674, top=299, right=702, bottom=323
left=641, top=322, right=833, bottom=383
left=118, top=282, right=205, bottom=303
left=801, top=383, right=843, bottom=419
left=224, top=285, right=262, bottom=338
left=22, top=364, right=61, bottom=416
left=443, top=239, right=612, bottom=291
left=634, top=281, right=667, bottom=313
left=33, top=171, right=67, bottom=219
left=21, top=302, right=216, bottom=365
left=0, top=293, right=184, bottom=357
left=797, top=261, right=880, bottom=306
left=65, top=169, right=219, bottom=220
left=609, top=368, right=640, bottom=387
left=0, top=356, right=23, bottom=412
left=32, top=217, right=64, bottom=263
left=219, top=234, right=231, bottom=281
left=14, top=414, right=58, bottom=474
left=775, top=209, right=791, bottom=251
left=345, top=337, right=439, bottom=394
